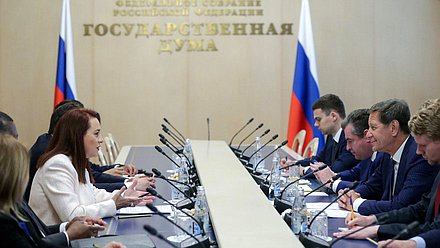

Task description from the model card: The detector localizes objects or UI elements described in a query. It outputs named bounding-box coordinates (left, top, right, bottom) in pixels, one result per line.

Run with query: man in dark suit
left=334, top=99, right=440, bottom=248
left=298, top=94, right=359, bottom=177
left=313, top=109, right=388, bottom=192
left=338, top=99, right=439, bottom=215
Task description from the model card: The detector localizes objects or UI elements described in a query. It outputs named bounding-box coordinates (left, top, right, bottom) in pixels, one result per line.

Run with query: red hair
left=37, top=108, right=100, bottom=184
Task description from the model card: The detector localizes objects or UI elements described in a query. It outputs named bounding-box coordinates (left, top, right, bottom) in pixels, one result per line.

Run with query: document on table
left=118, top=204, right=173, bottom=215
left=306, top=202, right=350, bottom=218
left=299, top=185, right=313, bottom=192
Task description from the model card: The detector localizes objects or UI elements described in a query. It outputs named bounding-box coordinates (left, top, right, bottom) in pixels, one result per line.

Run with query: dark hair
left=369, top=99, right=410, bottom=134
left=342, top=109, right=370, bottom=137
left=38, top=108, right=100, bottom=184
left=48, top=100, right=84, bottom=134
left=0, top=112, right=17, bottom=138
left=312, top=94, right=346, bottom=119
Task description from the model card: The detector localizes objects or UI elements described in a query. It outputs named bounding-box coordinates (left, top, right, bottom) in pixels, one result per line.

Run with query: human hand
left=66, top=218, right=106, bottom=240
left=314, top=167, right=336, bottom=186
left=377, top=240, right=416, bottom=248
left=346, top=214, right=376, bottom=228
left=112, top=186, right=142, bottom=209
left=103, top=241, right=127, bottom=248
left=122, top=164, right=137, bottom=176
left=333, top=225, right=379, bottom=240
left=337, top=189, right=350, bottom=210
left=133, top=176, right=156, bottom=191
left=104, top=167, right=125, bottom=176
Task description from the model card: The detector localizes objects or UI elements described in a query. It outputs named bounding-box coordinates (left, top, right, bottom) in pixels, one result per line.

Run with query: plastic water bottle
left=284, top=181, right=298, bottom=204
left=253, top=136, right=264, bottom=171
left=193, top=186, right=209, bottom=235
left=291, top=187, right=307, bottom=234
left=173, top=157, right=189, bottom=200
left=268, top=151, right=281, bottom=200
left=183, top=138, right=193, bottom=164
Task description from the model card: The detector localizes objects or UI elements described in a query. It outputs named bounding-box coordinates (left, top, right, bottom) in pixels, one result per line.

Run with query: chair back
left=302, top=138, right=319, bottom=158
left=107, top=133, right=120, bottom=157
left=97, top=148, right=108, bottom=165
left=104, top=136, right=115, bottom=164
left=291, top=130, right=306, bottom=155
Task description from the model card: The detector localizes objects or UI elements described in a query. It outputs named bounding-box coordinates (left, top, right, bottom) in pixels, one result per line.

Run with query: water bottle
left=268, top=151, right=281, bottom=200
left=183, top=138, right=193, bottom=164
left=284, top=181, right=298, bottom=204
left=193, top=186, right=209, bottom=235
left=253, top=136, right=264, bottom=171
left=291, top=187, right=307, bottom=234
left=173, top=157, right=189, bottom=200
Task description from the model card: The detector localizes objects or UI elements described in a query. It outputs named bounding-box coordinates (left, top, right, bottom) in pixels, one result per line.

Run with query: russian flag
left=287, top=0, right=324, bottom=154
left=54, top=0, right=77, bottom=107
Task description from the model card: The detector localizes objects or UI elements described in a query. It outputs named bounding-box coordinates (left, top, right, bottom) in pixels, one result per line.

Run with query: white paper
left=305, top=202, right=349, bottom=218
left=299, top=185, right=313, bottom=192
left=307, top=192, right=328, bottom=196
left=118, top=204, right=173, bottom=215
left=324, top=209, right=350, bottom=218
left=306, top=202, right=340, bottom=210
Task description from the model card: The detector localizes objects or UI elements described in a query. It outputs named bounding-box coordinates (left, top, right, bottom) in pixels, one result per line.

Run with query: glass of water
left=309, top=210, right=331, bottom=241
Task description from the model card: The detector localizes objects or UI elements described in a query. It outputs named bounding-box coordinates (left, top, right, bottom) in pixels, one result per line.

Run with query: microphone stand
left=245, top=134, right=279, bottom=166
left=146, top=203, right=208, bottom=248
left=229, top=118, right=254, bottom=146
left=164, top=117, right=186, bottom=141
left=239, top=129, right=270, bottom=158
left=304, top=175, right=341, bottom=197
left=144, top=224, right=179, bottom=248
left=298, top=181, right=359, bottom=248
left=162, top=124, right=185, bottom=146
left=237, top=123, right=264, bottom=150
left=381, top=220, right=419, bottom=248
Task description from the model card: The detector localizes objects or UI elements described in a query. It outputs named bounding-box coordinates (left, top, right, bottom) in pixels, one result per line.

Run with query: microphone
left=159, top=139, right=194, bottom=169
left=145, top=203, right=209, bottom=248
left=163, top=117, right=186, bottom=141
left=254, top=140, right=288, bottom=174
left=152, top=168, right=196, bottom=197
left=298, top=181, right=359, bottom=248
left=206, top=118, right=210, bottom=141
left=146, top=188, right=205, bottom=236
left=329, top=214, right=390, bottom=247
left=159, top=133, right=181, bottom=152
left=162, top=124, right=185, bottom=146
left=244, top=134, right=279, bottom=166
left=278, top=164, right=328, bottom=197
left=229, top=118, right=254, bottom=146
left=159, top=136, right=179, bottom=153
left=144, top=224, right=178, bottom=248
left=304, top=174, right=341, bottom=197
left=155, top=146, right=180, bottom=168
left=236, top=123, right=264, bottom=150
left=239, top=129, right=270, bottom=157
left=381, top=220, right=419, bottom=248
left=271, top=164, right=328, bottom=212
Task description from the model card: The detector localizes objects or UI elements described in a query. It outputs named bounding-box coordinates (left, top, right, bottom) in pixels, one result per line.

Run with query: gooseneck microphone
left=159, top=134, right=181, bottom=152
left=207, top=117, right=210, bottom=141
left=329, top=214, right=390, bottom=247
left=381, top=220, right=420, bottom=248
left=155, top=146, right=181, bottom=168
left=145, top=203, right=208, bottom=248
left=144, top=225, right=179, bottom=248
left=240, top=129, right=271, bottom=157
left=254, top=140, right=288, bottom=174
left=237, top=123, right=264, bottom=150
left=152, top=168, right=196, bottom=198
left=298, top=181, right=359, bottom=248
left=162, top=124, right=185, bottom=146
left=159, top=138, right=193, bottom=169
left=159, top=136, right=179, bottom=153
left=229, top=118, right=254, bottom=146
left=245, top=134, right=279, bottom=165
left=146, top=188, right=205, bottom=236
left=304, top=174, right=341, bottom=197
left=278, top=164, right=328, bottom=197
left=163, top=117, right=186, bottom=141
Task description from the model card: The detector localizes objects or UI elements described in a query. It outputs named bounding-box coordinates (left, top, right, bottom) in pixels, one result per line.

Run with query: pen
left=366, top=237, right=378, bottom=245
left=349, top=196, right=355, bottom=220
left=138, top=192, right=151, bottom=198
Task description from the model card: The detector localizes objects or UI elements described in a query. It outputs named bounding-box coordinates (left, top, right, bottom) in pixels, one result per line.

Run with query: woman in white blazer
left=29, top=108, right=154, bottom=225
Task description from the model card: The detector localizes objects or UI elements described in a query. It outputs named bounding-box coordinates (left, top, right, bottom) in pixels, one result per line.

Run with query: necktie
left=389, top=159, right=397, bottom=200
left=434, top=182, right=440, bottom=218
left=330, top=139, right=338, bottom=165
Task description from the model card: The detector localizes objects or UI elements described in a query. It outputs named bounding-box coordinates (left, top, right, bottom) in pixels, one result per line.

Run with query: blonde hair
left=0, top=134, right=29, bottom=219
left=409, top=99, right=440, bottom=141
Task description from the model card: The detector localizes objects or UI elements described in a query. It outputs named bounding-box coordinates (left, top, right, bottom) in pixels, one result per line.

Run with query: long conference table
left=112, top=140, right=376, bottom=248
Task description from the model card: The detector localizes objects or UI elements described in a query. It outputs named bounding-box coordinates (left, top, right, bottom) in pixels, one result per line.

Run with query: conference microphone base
left=273, top=197, right=291, bottom=214
left=299, top=232, right=330, bottom=248
left=175, top=198, right=195, bottom=210
left=179, top=234, right=210, bottom=248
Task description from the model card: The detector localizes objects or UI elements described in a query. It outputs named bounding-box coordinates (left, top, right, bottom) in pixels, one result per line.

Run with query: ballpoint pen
left=349, top=196, right=355, bottom=220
